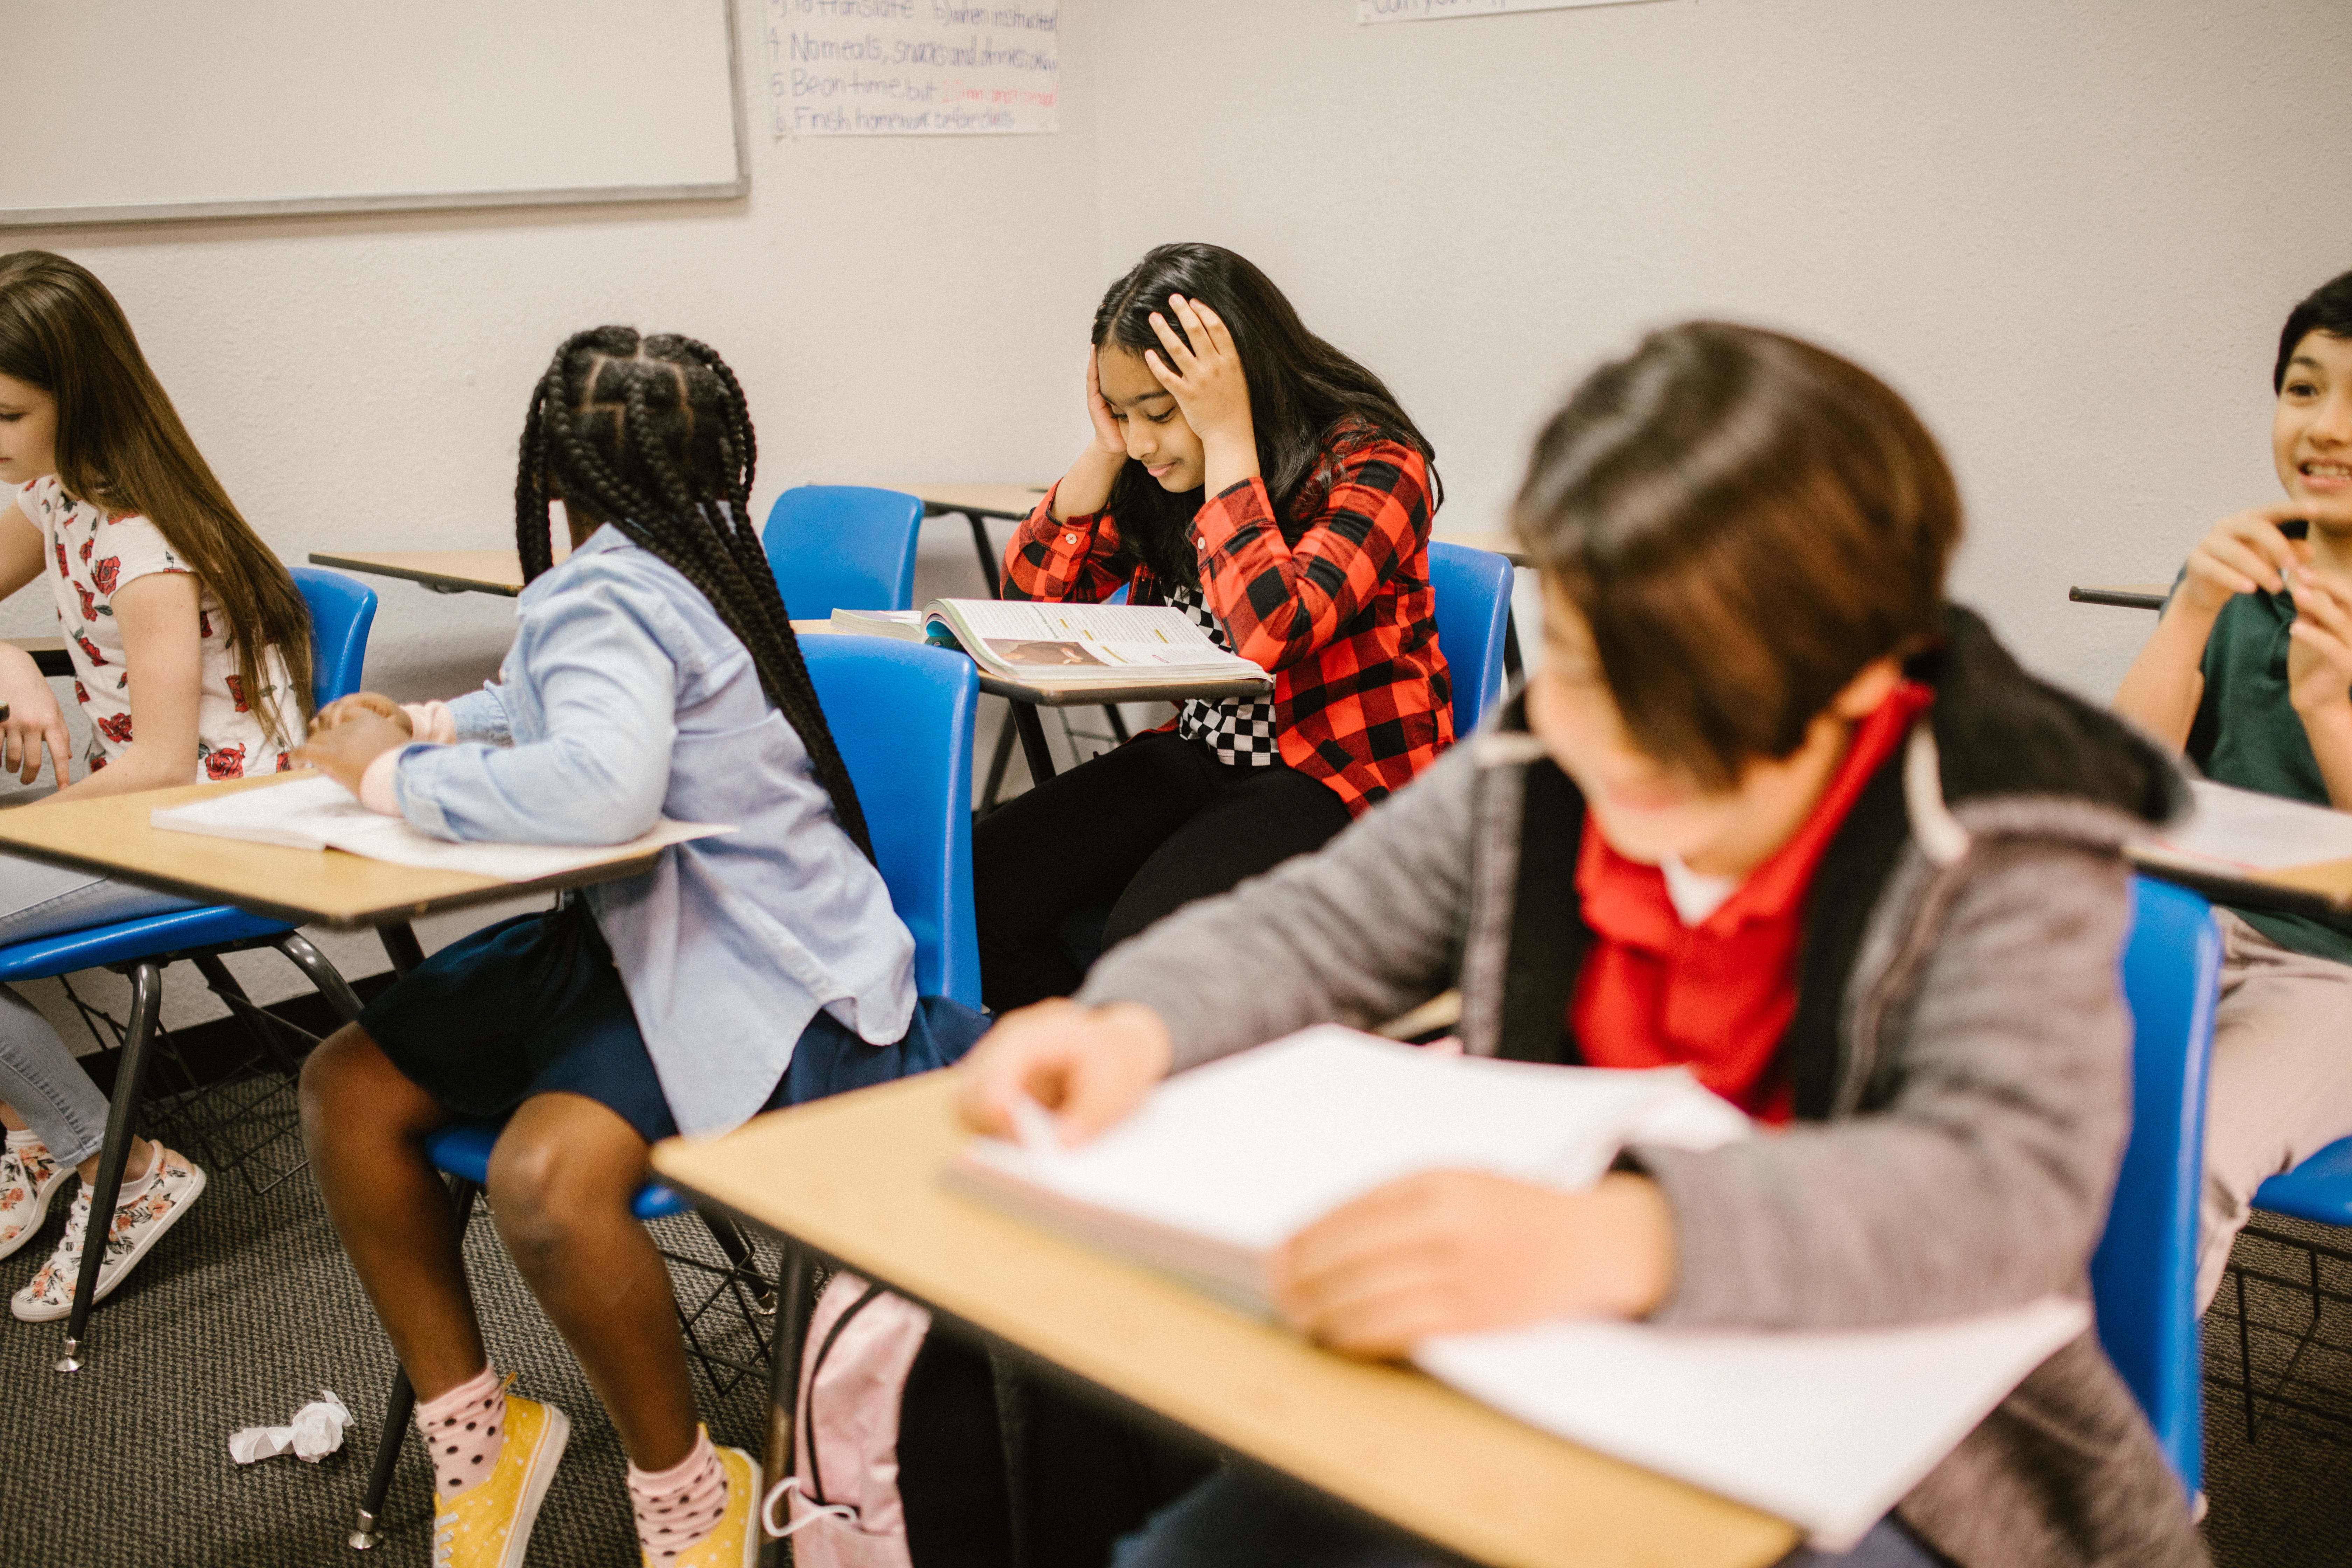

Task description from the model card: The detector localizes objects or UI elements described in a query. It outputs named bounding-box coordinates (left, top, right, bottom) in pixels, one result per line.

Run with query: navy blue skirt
left=362, top=901, right=990, bottom=1144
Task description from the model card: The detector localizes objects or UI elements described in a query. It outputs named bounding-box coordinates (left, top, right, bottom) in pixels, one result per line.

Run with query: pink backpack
left=765, top=1271, right=933, bottom=1568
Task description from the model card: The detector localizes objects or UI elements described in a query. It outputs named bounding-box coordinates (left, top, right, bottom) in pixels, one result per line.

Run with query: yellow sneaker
left=645, top=1443, right=760, bottom=1568
left=431, top=1390, right=570, bottom=1568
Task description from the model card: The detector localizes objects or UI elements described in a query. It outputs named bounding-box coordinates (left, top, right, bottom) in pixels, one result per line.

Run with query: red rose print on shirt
left=204, top=745, right=246, bottom=781
left=72, top=681, right=87, bottom=704
left=276, top=752, right=294, bottom=772
left=75, top=585, right=96, bottom=622
left=53, top=540, right=67, bottom=577
left=199, top=610, right=213, bottom=639
left=78, top=538, right=92, bottom=563
left=226, top=674, right=248, bottom=712
left=75, top=634, right=105, bottom=667
left=96, top=712, right=133, bottom=746
left=91, top=557, right=120, bottom=595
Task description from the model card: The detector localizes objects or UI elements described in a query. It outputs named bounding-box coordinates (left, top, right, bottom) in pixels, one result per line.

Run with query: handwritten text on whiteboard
left=763, top=1, right=1058, bottom=137
left=1359, top=0, right=1665, bottom=22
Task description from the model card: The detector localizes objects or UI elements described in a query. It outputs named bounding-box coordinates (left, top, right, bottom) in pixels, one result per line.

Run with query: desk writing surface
left=652, top=1073, right=1795, bottom=1568
left=2130, top=844, right=2352, bottom=915
left=1434, top=530, right=1531, bottom=568
left=0, top=773, right=665, bottom=930
left=975, top=671, right=1265, bottom=708
left=308, top=550, right=531, bottom=596
left=878, top=482, right=1050, bottom=521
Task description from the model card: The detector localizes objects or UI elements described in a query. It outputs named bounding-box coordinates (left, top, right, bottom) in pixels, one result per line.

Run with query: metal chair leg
left=273, top=931, right=368, bottom=1024
left=55, top=960, right=163, bottom=1373
left=760, top=1243, right=814, bottom=1567
left=700, top=1211, right=776, bottom=1315
left=350, top=1362, right=417, bottom=1550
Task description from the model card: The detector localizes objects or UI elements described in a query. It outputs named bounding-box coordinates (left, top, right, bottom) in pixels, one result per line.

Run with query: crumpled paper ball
left=229, top=1390, right=352, bottom=1465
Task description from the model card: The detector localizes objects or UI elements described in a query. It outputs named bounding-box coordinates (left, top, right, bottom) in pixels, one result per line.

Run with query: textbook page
left=1415, top=1298, right=2090, bottom=1550
left=948, top=1027, right=1749, bottom=1306
left=150, top=775, right=732, bottom=883
left=927, top=599, right=1269, bottom=682
left=2151, top=779, right=2352, bottom=870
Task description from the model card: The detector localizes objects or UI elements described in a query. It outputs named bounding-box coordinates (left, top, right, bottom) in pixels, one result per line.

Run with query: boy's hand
left=2287, top=565, right=2352, bottom=720
left=1269, top=1171, right=1676, bottom=1359
left=312, top=692, right=410, bottom=736
left=0, top=645, right=69, bottom=786
left=2177, top=504, right=2312, bottom=615
left=955, top=998, right=1172, bottom=1148
left=295, top=712, right=409, bottom=794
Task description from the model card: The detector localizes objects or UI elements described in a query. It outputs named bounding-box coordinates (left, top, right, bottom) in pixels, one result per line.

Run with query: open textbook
left=2145, top=778, right=2352, bottom=873
left=946, top=1026, right=2093, bottom=1549
left=149, top=775, right=732, bottom=884
left=830, top=600, right=1272, bottom=689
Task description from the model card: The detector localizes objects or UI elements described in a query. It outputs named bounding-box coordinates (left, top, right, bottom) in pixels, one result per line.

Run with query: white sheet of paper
left=961, top=1028, right=1750, bottom=1256
left=2154, top=779, right=2352, bottom=870
left=1414, top=1298, right=2091, bottom=1550
left=150, top=775, right=733, bottom=883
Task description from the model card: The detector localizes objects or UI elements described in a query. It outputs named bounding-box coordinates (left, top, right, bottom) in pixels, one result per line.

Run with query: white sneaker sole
left=10, top=1162, right=207, bottom=1322
left=500, top=1401, right=571, bottom=1568
left=0, top=1170, right=68, bottom=1263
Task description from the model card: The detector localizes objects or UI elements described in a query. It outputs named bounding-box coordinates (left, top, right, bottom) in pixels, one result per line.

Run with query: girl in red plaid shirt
left=975, top=243, right=1454, bottom=1013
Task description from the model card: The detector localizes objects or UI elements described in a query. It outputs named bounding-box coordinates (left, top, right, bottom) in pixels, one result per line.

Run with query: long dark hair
left=0, top=250, right=314, bottom=746
left=1092, top=243, right=1437, bottom=591
left=516, top=327, right=872, bottom=860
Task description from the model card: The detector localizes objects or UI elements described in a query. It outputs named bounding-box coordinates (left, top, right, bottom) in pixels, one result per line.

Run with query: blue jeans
left=1110, top=1472, right=1951, bottom=1568
left=0, top=854, right=194, bottom=1168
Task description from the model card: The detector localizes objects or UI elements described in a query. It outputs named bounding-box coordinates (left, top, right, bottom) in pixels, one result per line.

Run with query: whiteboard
left=0, top=0, right=748, bottom=228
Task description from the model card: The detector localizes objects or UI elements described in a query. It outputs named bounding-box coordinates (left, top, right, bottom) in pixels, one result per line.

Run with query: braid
left=514, top=328, right=876, bottom=861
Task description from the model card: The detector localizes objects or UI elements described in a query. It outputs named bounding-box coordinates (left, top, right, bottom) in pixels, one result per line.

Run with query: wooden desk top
left=653, top=1074, right=1795, bottom=1568
left=0, top=772, right=668, bottom=930
left=1434, top=530, right=1531, bottom=568
left=877, top=482, right=1051, bottom=522
left=974, top=671, right=1268, bottom=708
left=309, top=550, right=531, bottom=597
left=2130, top=845, right=2352, bottom=916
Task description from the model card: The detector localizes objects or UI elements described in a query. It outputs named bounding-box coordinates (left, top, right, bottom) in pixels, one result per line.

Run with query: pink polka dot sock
left=628, top=1426, right=728, bottom=1562
left=414, top=1364, right=506, bottom=1500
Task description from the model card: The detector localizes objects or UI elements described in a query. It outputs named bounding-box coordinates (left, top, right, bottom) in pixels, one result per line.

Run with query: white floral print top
left=14, top=477, right=299, bottom=780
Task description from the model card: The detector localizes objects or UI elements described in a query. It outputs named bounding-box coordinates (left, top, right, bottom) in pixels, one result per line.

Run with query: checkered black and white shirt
left=1165, top=584, right=1279, bottom=765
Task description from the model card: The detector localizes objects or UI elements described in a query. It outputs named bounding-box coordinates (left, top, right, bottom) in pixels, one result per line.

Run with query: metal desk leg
left=1502, top=606, right=1524, bottom=687
left=1011, top=702, right=1057, bottom=787
left=760, top=1242, right=814, bottom=1567
left=980, top=715, right=1020, bottom=817
left=54, top=960, right=163, bottom=1373
left=377, top=922, right=427, bottom=979
left=966, top=513, right=1003, bottom=599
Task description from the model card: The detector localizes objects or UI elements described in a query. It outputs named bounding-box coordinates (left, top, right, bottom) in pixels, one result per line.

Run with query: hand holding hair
left=954, top=997, right=1172, bottom=1148
left=1143, top=295, right=1258, bottom=469
left=1083, top=346, right=1127, bottom=457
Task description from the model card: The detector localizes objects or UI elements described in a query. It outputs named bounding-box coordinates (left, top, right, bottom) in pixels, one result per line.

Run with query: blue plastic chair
left=1427, top=540, right=1512, bottom=735
left=353, top=636, right=982, bottom=1546
left=12, top=566, right=378, bottom=1371
left=2089, top=876, right=2222, bottom=1492
left=761, top=485, right=929, bottom=618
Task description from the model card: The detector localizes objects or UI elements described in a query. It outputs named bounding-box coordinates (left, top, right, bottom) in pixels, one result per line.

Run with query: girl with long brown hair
left=0, top=250, right=315, bottom=1323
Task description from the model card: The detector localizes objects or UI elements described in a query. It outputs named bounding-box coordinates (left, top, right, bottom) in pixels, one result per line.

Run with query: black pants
left=973, top=729, right=1354, bottom=1011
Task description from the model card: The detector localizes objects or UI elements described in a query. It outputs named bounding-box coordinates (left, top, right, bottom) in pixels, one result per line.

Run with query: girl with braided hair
left=297, top=327, right=988, bottom=1568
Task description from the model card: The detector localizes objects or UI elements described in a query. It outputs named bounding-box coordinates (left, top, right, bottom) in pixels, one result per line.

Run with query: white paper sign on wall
left=763, top=0, right=1058, bottom=136
left=1359, top=0, right=1665, bottom=22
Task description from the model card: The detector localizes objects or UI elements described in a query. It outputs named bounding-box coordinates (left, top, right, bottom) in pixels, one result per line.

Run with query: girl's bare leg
left=299, top=1025, right=487, bottom=1399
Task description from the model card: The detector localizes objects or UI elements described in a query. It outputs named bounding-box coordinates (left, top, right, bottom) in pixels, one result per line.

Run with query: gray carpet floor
left=5, top=1076, right=2352, bottom=1567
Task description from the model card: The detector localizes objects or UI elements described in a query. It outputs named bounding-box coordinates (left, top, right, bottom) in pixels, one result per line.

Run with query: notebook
left=946, top=1025, right=2094, bottom=1549
left=149, top=774, right=732, bottom=883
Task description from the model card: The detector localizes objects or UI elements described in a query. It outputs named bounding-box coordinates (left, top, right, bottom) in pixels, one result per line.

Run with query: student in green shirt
left=2115, top=267, right=2352, bottom=1309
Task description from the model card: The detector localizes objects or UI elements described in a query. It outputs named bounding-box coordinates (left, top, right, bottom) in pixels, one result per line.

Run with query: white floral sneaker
left=11, top=1146, right=205, bottom=1322
left=0, top=1134, right=70, bottom=1262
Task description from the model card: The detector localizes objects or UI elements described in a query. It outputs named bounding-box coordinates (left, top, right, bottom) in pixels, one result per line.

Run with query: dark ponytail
left=515, top=327, right=873, bottom=860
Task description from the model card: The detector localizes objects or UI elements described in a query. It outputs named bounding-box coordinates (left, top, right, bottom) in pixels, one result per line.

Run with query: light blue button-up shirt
left=392, top=527, right=916, bottom=1136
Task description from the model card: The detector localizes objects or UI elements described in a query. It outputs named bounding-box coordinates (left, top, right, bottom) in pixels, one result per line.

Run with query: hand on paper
left=1268, top=1170, right=1677, bottom=1359
left=312, top=692, right=411, bottom=736
left=295, top=710, right=409, bottom=794
left=1143, top=295, right=1259, bottom=490
left=2176, top=505, right=2311, bottom=615
left=955, top=998, right=1172, bottom=1148
left=0, top=641, right=68, bottom=787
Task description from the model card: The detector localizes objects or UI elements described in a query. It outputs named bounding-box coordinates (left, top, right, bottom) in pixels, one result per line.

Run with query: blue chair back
left=762, top=486, right=927, bottom=618
left=1427, top=541, right=1511, bottom=735
left=2090, top=875, right=2221, bottom=1492
left=292, top=566, right=378, bottom=706
left=800, top=637, right=981, bottom=1009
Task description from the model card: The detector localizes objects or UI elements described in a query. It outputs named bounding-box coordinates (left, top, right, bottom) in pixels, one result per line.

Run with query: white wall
left=1, top=0, right=1105, bottom=1024
left=1090, top=0, right=2352, bottom=698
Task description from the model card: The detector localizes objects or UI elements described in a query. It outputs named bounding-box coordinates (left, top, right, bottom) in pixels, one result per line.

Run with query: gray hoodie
left=1077, top=607, right=2208, bottom=1568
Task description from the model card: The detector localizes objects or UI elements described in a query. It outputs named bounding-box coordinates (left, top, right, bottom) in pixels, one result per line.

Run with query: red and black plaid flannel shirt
left=1003, top=428, right=1453, bottom=816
